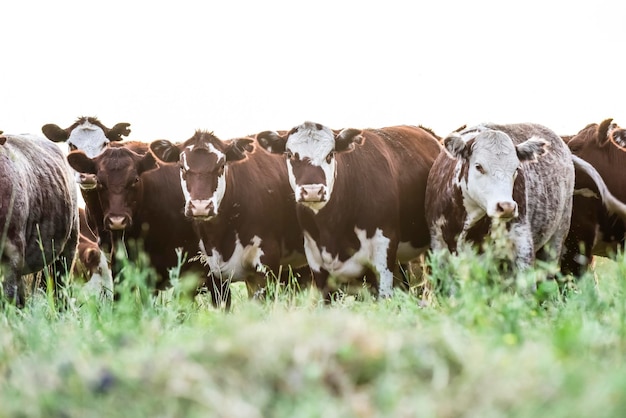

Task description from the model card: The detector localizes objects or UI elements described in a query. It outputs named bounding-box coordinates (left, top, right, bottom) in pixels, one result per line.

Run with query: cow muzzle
left=78, top=173, right=98, bottom=190
left=298, top=185, right=327, bottom=203
left=494, top=201, right=518, bottom=219
left=106, top=215, right=131, bottom=230
left=187, top=199, right=215, bottom=219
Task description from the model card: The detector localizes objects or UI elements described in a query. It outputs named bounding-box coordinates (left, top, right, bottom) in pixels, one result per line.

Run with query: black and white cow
left=256, top=121, right=442, bottom=301
left=0, top=132, right=79, bottom=306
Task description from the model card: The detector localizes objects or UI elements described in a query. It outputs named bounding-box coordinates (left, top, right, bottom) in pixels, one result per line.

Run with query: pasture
left=2, top=239, right=626, bottom=418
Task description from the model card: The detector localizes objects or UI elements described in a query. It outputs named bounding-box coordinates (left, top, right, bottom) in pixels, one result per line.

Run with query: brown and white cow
left=0, top=132, right=79, bottom=306
left=71, top=208, right=113, bottom=300
left=149, top=131, right=308, bottom=300
left=425, top=123, right=575, bottom=272
left=561, top=119, right=626, bottom=276
left=66, top=146, right=210, bottom=301
left=256, top=122, right=442, bottom=300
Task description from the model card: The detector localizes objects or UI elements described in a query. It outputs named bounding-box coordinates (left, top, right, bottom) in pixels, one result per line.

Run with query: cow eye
left=68, top=143, right=78, bottom=151
left=475, top=164, right=485, bottom=174
left=284, top=150, right=293, bottom=159
left=217, top=166, right=225, bottom=176
left=326, top=152, right=334, bottom=164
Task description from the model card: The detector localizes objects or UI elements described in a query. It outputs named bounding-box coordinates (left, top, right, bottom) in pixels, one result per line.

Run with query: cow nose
left=495, top=201, right=517, bottom=218
left=188, top=200, right=214, bottom=218
left=300, top=185, right=326, bottom=202
left=79, top=173, right=98, bottom=190
left=107, top=216, right=129, bottom=230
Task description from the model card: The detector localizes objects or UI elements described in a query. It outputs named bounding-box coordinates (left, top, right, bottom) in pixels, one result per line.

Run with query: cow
left=255, top=121, right=442, bottom=301
left=425, top=122, right=626, bottom=283
left=0, top=132, right=79, bottom=306
left=65, top=146, right=210, bottom=302
left=42, top=117, right=133, bottom=249
left=71, top=208, right=113, bottom=300
left=561, top=118, right=626, bottom=276
left=149, top=130, right=309, bottom=302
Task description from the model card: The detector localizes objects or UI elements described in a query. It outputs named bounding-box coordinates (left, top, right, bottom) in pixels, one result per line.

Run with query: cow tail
left=571, top=154, right=626, bottom=222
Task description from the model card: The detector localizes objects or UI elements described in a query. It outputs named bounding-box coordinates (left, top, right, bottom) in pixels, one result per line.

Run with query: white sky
left=2, top=1, right=624, bottom=142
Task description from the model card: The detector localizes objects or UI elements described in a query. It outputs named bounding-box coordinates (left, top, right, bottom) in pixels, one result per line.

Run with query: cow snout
left=299, top=185, right=326, bottom=203
left=106, top=215, right=130, bottom=230
left=187, top=199, right=215, bottom=218
left=495, top=201, right=518, bottom=219
left=78, top=173, right=98, bottom=190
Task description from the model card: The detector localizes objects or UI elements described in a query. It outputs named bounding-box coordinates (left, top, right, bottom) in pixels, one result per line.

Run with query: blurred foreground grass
left=2, top=251, right=626, bottom=418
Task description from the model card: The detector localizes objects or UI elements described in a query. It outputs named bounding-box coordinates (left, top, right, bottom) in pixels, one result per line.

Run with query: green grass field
left=2, top=246, right=626, bottom=418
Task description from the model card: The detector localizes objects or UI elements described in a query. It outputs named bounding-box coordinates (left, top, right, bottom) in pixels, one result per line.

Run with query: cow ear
left=42, top=124, right=69, bottom=142
left=105, top=123, right=131, bottom=142
left=443, top=133, right=470, bottom=159
left=150, top=139, right=180, bottom=163
left=256, top=131, right=287, bottom=154
left=67, top=151, right=97, bottom=174
left=137, top=152, right=159, bottom=175
left=516, top=136, right=550, bottom=162
left=597, top=118, right=614, bottom=146
left=334, top=128, right=364, bottom=153
left=225, top=137, right=254, bottom=162
left=0, top=133, right=6, bottom=146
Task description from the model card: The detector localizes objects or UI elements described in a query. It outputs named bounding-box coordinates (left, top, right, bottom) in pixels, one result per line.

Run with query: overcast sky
left=2, top=1, right=624, bottom=143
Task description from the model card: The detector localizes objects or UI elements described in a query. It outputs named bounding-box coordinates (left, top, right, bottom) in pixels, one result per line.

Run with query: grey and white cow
left=425, top=123, right=575, bottom=270
left=0, top=132, right=79, bottom=306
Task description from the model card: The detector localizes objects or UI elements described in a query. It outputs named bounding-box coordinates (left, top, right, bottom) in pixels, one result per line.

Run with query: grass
left=2, top=245, right=626, bottom=417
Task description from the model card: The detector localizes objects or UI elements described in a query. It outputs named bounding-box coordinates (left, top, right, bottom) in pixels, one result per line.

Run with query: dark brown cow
left=149, top=131, right=308, bottom=300
left=0, top=132, right=79, bottom=306
left=71, top=208, right=113, bottom=299
left=66, top=146, right=210, bottom=301
left=256, top=122, right=442, bottom=301
left=561, top=118, right=626, bottom=276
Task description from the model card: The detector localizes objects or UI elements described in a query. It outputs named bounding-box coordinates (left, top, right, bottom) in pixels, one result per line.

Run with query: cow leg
left=510, top=223, right=535, bottom=270
left=312, top=268, right=333, bottom=303
left=208, top=275, right=231, bottom=310
left=1, top=240, right=25, bottom=307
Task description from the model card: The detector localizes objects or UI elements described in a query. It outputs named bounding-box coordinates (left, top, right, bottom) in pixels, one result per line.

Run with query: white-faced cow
left=149, top=131, right=308, bottom=301
left=561, top=119, right=626, bottom=276
left=66, top=146, right=209, bottom=301
left=256, top=121, right=442, bottom=301
left=0, top=132, right=79, bottom=306
left=425, top=123, right=577, bottom=273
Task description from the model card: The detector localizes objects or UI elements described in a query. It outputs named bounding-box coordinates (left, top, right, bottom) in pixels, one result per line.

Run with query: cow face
left=43, top=116, right=131, bottom=189
left=256, top=121, right=363, bottom=213
left=445, top=129, right=548, bottom=220
left=150, top=131, right=253, bottom=221
left=67, top=148, right=157, bottom=230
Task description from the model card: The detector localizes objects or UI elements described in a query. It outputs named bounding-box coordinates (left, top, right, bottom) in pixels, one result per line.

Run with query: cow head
left=256, top=121, right=363, bottom=213
left=67, top=147, right=158, bottom=230
left=567, top=118, right=626, bottom=154
left=43, top=116, right=131, bottom=189
left=150, top=130, right=254, bottom=221
left=445, top=129, right=549, bottom=220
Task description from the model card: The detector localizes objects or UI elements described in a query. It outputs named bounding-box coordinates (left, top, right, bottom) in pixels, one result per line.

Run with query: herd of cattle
left=1, top=116, right=626, bottom=307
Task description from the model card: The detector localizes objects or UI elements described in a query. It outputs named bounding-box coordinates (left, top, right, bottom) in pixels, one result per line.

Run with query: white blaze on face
left=459, top=131, right=520, bottom=220
left=67, top=121, right=111, bottom=185
left=181, top=142, right=228, bottom=217
left=286, top=122, right=337, bottom=212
